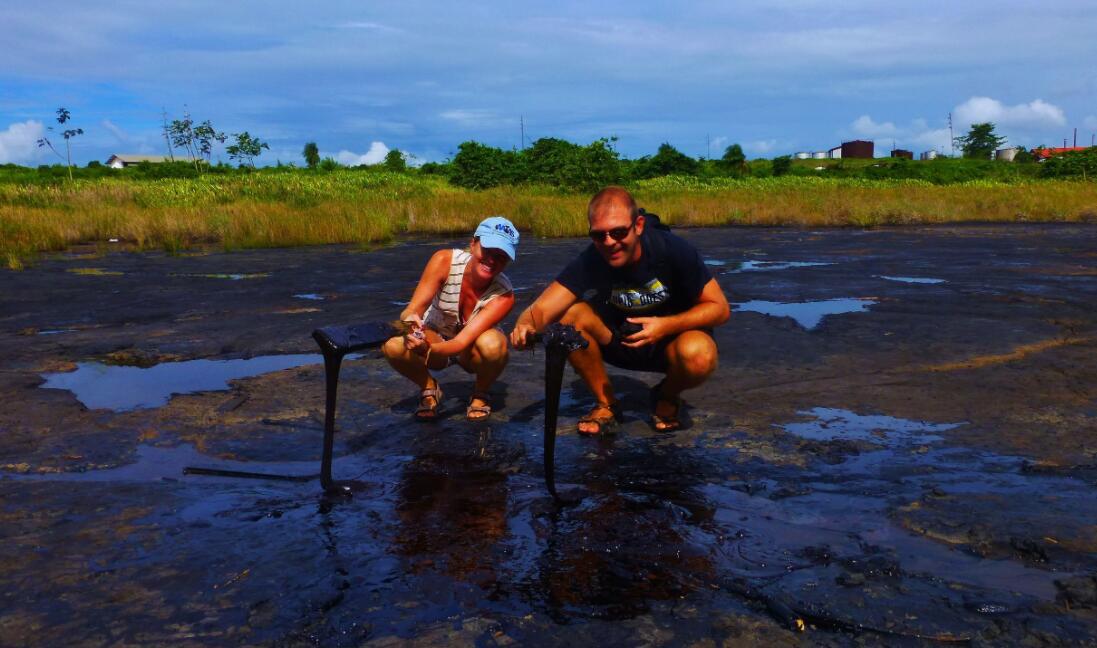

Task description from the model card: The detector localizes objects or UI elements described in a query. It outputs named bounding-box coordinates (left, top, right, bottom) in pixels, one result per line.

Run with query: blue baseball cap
left=474, top=216, right=519, bottom=260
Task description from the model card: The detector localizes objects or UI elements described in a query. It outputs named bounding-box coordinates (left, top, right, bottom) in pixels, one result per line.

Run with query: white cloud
left=334, top=141, right=390, bottom=166
left=1084, top=115, right=1097, bottom=131
left=908, top=128, right=952, bottom=153
left=851, top=115, right=898, bottom=138
left=744, top=139, right=778, bottom=154
left=335, top=21, right=403, bottom=34
left=439, top=109, right=507, bottom=128
left=0, top=120, right=45, bottom=164
left=953, top=97, right=1066, bottom=129
left=101, top=119, right=132, bottom=145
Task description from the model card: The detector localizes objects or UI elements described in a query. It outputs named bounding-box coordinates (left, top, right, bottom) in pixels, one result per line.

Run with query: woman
left=383, top=216, right=519, bottom=421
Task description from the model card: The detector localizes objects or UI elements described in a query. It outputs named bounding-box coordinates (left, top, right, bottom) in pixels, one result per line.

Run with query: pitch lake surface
left=2, top=224, right=1097, bottom=645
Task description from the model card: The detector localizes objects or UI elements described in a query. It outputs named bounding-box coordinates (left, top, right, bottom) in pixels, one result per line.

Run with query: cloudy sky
left=2, top=1, right=1096, bottom=165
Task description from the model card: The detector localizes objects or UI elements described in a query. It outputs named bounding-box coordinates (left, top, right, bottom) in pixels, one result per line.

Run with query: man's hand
left=621, top=316, right=673, bottom=348
left=510, top=320, right=537, bottom=350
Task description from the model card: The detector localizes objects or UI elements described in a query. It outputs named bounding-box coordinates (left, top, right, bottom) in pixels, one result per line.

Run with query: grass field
left=3, top=171, right=1096, bottom=269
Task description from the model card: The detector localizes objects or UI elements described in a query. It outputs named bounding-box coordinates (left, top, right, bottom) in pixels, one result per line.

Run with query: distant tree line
left=421, top=138, right=766, bottom=192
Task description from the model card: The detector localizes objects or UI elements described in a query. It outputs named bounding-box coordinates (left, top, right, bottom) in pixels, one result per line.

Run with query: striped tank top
left=423, top=249, right=513, bottom=340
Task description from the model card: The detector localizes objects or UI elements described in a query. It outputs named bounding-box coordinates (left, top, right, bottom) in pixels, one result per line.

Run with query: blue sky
left=2, top=1, right=1096, bottom=166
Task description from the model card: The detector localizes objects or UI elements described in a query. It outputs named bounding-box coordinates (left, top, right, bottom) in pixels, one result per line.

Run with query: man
left=510, top=186, right=729, bottom=433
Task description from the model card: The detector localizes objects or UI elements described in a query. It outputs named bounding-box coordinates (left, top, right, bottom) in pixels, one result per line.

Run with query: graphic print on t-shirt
left=609, top=277, right=669, bottom=313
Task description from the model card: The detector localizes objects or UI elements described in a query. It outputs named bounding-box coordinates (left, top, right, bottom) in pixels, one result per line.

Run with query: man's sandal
left=415, top=384, right=443, bottom=422
left=577, top=402, right=622, bottom=436
left=650, top=380, right=681, bottom=432
left=466, top=391, right=492, bottom=421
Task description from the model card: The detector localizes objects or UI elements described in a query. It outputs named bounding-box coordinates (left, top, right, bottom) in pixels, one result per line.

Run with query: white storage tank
left=812, top=151, right=827, bottom=159
left=794, top=152, right=811, bottom=160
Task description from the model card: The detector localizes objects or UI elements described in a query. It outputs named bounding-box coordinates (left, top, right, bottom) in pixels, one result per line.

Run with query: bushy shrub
left=1040, top=147, right=1097, bottom=179
left=631, top=143, right=700, bottom=179
left=771, top=156, right=792, bottom=176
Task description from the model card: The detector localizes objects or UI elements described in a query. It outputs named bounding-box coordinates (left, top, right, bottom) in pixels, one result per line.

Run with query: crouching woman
left=383, top=216, right=519, bottom=421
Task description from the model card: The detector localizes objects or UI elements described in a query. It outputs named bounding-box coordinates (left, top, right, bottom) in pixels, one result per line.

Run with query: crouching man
left=510, top=186, right=730, bottom=433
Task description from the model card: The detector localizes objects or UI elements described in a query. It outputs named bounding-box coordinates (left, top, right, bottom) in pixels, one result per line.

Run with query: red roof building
left=1032, top=147, right=1087, bottom=160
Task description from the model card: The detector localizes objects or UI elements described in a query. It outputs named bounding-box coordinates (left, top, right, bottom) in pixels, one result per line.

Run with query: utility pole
left=520, top=115, right=525, bottom=150
left=1073, top=128, right=1077, bottom=148
left=706, top=133, right=711, bottom=159
left=948, top=112, right=954, bottom=157
left=161, top=108, right=174, bottom=161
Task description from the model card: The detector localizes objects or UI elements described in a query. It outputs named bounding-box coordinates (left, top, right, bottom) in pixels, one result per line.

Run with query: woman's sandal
left=650, top=380, right=681, bottom=432
left=466, top=391, right=492, bottom=421
left=577, top=402, right=622, bottom=436
left=415, top=383, right=444, bottom=422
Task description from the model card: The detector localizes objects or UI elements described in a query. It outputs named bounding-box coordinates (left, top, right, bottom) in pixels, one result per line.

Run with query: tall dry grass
left=2, top=173, right=1095, bottom=269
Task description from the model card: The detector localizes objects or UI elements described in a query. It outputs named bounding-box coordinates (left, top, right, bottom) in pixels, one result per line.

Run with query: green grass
left=2, top=170, right=1096, bottom=269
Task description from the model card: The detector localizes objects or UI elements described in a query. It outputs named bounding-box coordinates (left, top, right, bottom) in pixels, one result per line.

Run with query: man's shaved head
left=587, top=186, right=638, bottom=222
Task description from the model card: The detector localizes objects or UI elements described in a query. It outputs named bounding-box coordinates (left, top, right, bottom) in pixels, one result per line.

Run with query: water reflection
left=733, top=298, right=877, bottom=330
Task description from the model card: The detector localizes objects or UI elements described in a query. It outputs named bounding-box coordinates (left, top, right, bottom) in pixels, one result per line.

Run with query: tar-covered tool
left=183, top=321, right=397, bottom=492
left=533, top=323, right=589, bottom=501
left=184, top=320, right=586, bottom=499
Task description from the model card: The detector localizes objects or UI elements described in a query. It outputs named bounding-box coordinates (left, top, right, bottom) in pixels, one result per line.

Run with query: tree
left=192, top=120, right=226, bottom=167
left=168, top=109, right=198, bottom=169
left=226, top=132, right=269, bottom=167
left=956, top=122, right=1006, bottom=159
left=632, top=143, right=700, bottom=179
left=450, top=141, right=523, bottom=189
left=303, top=142, right=320, bottom=169
left=771, top=155, right=792, bottom=176
left=383, top=148, right=407, bottom=172
left=36, top=107, right=83, bottom=181
left=719, top=143, right=747, bottom=176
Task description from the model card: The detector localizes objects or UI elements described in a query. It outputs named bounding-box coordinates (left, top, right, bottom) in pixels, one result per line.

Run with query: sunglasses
left=588, top=222, right=635, bottom=242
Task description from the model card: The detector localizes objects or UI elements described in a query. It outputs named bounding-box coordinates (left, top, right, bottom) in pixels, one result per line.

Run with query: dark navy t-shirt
left=555, top=228, right=712, bottom=327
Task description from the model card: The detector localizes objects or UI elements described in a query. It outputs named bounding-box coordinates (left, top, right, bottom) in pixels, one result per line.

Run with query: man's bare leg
left=559, top=302, right=618, bottom=433
left=655, top=330, right=719, bottom=427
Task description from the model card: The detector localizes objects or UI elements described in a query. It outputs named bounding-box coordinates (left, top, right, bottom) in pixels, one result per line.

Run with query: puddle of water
left=171, top=273, right=270, bottom=280
left=6, top=443, right=320, bottom=483
left=37, top=329, right=77, bottom=336
left=726, top=260, right=833, bottom=273
left=294, top=293, right=325, bottom=301
left=779, top=407, right=962, bottom=447
left=40, top=353, right=328, bottom=411
left=879, top=275, right=946, bottom=284
left=733, top=298, right=877, bottom=330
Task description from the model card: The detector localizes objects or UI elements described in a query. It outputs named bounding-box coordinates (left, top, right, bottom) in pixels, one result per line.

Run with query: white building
left=919, top=150, right=938, bottom=161
left=827, top=146, right=842, bottom=159
left=812, top=151, right=827, bottom=159
left=794, top=152, right=811, bottom=160
left=106, top=154, right=170, bottom=169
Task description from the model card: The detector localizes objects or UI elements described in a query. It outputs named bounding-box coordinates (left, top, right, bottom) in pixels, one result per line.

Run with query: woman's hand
left=404, top=328, right=431, bottom=356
